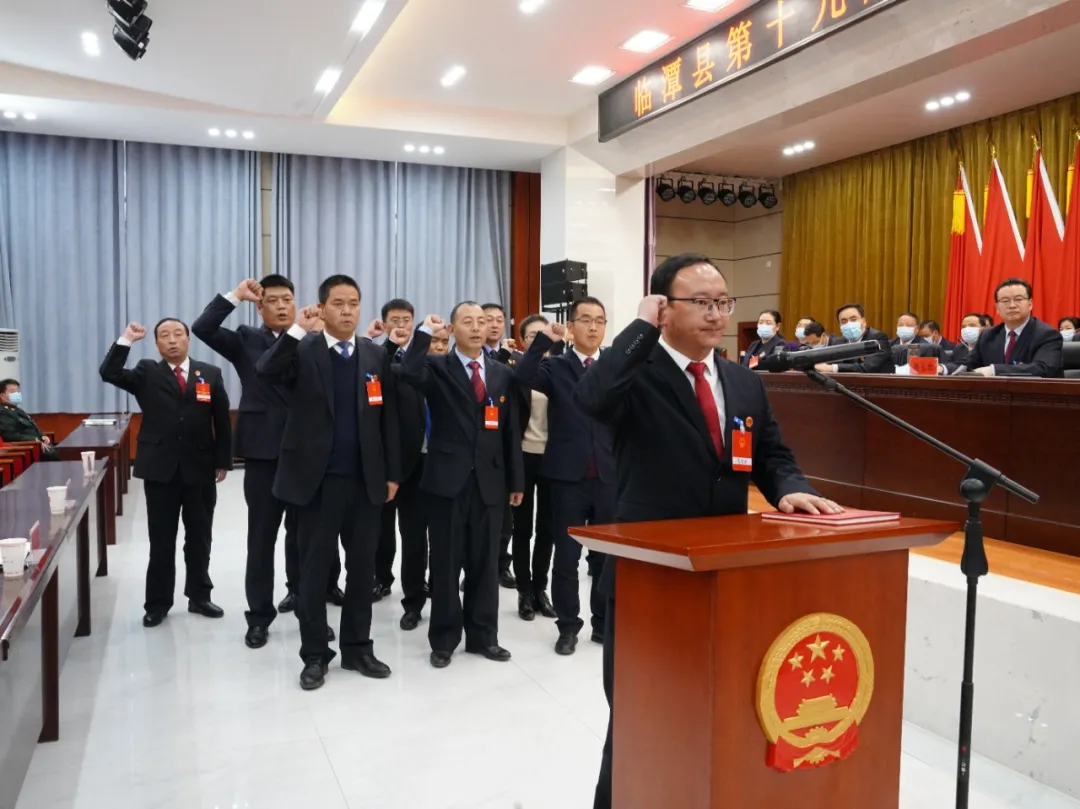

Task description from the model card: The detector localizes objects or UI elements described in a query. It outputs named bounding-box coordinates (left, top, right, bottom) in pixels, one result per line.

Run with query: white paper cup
left=81, top=451, right=96, bottom=474
left=46, top=485, right=68, bottom=514
left=0, top=538, right=28, bottom=578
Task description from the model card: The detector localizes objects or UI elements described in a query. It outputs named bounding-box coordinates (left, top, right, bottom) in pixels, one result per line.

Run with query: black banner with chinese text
left=597, top=0, right=907, bottom=142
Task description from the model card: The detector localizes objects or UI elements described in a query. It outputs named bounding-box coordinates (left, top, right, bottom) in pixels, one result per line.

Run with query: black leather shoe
left=430, top=650, right=452, bottom=668
left=300, top=661, right=327, bottom=691
left=591, top=630, right=605, bottom=645
left=188, top=600, right=224, bottom=619
left=142, top=611, right=166, bottom=628
left=498, top=569, right=517, bottom=589
left=555, top=633, right=578, bottom=656
left=518, top=592, right=535, bottom=621
left=342, top=654, right=391, bottom=679
left=327, top=625, right=336, bottom=642
left=277, top=592, right=297, bottom=613
left=400, top=611, right=421, bottom=631
left=326, top=586, right=345, bottom=607
left=245, top=626, right=268, bottom=649
left=373, top=582, right=392, bottom=602
left=465, top=644, right=512, bottom=662
left=533, top=591, right=557, bottom=619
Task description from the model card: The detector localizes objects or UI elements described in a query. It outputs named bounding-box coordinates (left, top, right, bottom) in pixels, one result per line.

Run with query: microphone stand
left=802, top=369, right=1039, bottom=809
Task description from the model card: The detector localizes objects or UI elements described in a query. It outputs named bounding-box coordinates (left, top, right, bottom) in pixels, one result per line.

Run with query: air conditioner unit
left=0, top=329, right=20, bottom=385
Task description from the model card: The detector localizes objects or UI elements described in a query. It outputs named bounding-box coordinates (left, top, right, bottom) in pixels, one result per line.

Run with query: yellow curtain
left=781, top=92, right=1080, bottom=330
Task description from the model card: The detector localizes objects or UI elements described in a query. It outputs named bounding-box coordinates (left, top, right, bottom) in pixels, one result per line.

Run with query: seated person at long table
left=0, top=378, right=58, bottom=459
left=815, top=302, right=894, bottom=374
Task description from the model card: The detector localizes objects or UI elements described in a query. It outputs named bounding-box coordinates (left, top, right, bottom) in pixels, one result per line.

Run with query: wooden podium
left=572, top=513, right=957, bottom=809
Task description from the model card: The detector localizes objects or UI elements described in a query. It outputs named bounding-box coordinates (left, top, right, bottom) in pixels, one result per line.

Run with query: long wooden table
left=762, top=373, right=1080, bottom=557
left=56, top=414, right=131, bottom=546
left=0, top=462, right=107, bottom=809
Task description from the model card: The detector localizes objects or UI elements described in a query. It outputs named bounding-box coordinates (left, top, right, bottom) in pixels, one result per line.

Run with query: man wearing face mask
left=792, top=318, right=814, bottom=349
left=918, top=320, right=955, bottom=350
left=816, top=303, right=894, bottom=374
left=799, top=321, right=831, bottom=349
left=0, top=380, right=59, bottom=459
left=741, top=310, right=787, bottom=369
left=942, top=313, right=986, bottom=371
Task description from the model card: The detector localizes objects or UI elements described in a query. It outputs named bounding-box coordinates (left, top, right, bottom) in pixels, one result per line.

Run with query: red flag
left=971, top=157, right=1025, bottom=318
left=1025, top=148, right=1066, bottom=323
left=1062, top=138, right=1080, bottom=322
left=942, top=165, right=982, bottom=339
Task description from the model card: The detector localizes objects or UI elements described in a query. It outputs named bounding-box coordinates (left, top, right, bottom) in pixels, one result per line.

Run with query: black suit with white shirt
left=575, top=319, right=816, bottom=809
left=963, top=317, right=1063, bottom=377
left=99, top=341, right=232, bottom=615
left=256, top=327, right=401, bottom=667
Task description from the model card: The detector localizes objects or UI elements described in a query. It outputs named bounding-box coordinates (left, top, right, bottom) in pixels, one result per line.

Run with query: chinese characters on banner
left=598, top=0, right=906, bottom=142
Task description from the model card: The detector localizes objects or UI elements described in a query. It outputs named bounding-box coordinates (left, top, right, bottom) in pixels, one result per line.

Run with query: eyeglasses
left=667, top=297, right=737, bottom=315
left=571, top=318, right=607, bottom=327
left=995, top=296, right=1030, bottom=306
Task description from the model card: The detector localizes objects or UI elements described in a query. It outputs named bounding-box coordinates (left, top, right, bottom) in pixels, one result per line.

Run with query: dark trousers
left=296, top=474, right=381, bottom=665
left=397, top=457, right=430, bottom=614
left=498, top=499, right=513, bottom=574
left=551, top=478, right=612, bottom=636
left=242, top=459, right=298, bottom=628
left=143, top=473, right=215, bottom=613
left=512, top=451, right=554, bottom=595
left=594, top=594, right=615, bottom=809
left=426, top=475, right=500, bottom=652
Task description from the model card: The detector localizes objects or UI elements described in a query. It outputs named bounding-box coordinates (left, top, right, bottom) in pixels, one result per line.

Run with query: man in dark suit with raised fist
left=575, top=253, right=840, bottom=809
left=100, top=318, right=232, bottom=628
left=256, top=274, right=401, bottom=691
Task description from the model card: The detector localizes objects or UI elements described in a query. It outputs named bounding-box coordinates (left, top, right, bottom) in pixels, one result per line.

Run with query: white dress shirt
left=657, top=336, right=726, bottom=432
left=284, top=324, right=356, bottom=355
left=573, top=348, right=599, bottom=366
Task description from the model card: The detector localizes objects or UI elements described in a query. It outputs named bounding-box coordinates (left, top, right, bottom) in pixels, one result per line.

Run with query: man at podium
left=576, top=252, right=840, bottom=809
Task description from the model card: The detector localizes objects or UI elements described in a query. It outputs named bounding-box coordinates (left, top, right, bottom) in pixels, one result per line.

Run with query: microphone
left=757, top=341, right=881, bottom=373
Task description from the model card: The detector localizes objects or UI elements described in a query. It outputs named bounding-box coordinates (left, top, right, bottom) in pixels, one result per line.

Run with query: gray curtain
left=273, top=154, right=398, bottom=320
left=121, top=142, right=261, bottom=405
left=396, top=164, right=511, bottom=319
left=0, top=133, right=126, bottom=412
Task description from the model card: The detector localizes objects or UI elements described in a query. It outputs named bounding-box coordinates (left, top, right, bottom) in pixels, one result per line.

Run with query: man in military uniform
left=0, top=379, right=58, bottom=459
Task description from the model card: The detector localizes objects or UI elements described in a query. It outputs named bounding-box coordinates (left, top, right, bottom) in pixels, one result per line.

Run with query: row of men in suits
left=739, top=278, right=1064, bottom=378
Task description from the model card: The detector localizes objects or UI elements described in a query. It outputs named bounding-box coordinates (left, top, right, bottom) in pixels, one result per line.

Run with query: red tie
left=468, top=361, right=487, bottom=403
left=687, top=361, right=723, bottom=458
left=174, top=365, right=186, bottom=393
left=1004, top=331, right=1017, bottom=365
left=584, top=357, right=594, bottom=370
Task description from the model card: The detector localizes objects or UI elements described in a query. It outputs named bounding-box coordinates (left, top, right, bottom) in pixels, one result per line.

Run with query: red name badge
left=732, top=429, right=753, bottom=472
left=484, top=405, right=499, bottom=430
left=748, top=355, right=760, bottom=370
left=909, top=356, right=939, bottom=376
left=195, top=381, right=211, bottom=403
left=366, top=377, right=384, bottom=406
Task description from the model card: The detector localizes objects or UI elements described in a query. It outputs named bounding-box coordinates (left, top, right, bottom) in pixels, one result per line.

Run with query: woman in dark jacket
left=741, top=309, right=787, bottom=369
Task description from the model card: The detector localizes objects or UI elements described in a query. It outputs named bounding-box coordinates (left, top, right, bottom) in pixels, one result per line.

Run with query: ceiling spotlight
left=802, top=141, right=815, bottom=150
left=738, top=184, right=758, bottom=208
left=655, top=176, right=677, bottom=202
left=108, top=0, right=152, bottom=61
left=351, top=0, right=386, bottom=36
left=676, top=177, right=697, bottom=204
left=758, top=184, right=779, bottom=209
left=242, top=131, right=254, bottom=140
left=782, top=147, right=795, bottom=156
left=684, top=0, right=734, bottom=9
left=22, top=112, right=37, bottom=121
left=441, top=65, right=467, bottom=87
left=82, top=32, right=101, bottom=56
left=419, top=145, right=431, bottom=154
left=792, top=144, right=805, bottom=153
left=519, top=0, right=546, bottom=12
left=698, top=181, right=718, bottom=206
left=433, top=146, right=445, bottom=155
left=404, top=144, right=416, bottom=152
left=719, top=183, right=737, bottom=206
left=621, top=30, right=672, bottom=54
left=208, top=128, right=221, bottom=136
left=2, top=111, right=17, bottom=120
left=225, top=129, right=237, bottom=138
left=570, top=66, right=614, bottom=86
left=955, top=90, right=971, bottom=102
left=316, top=68, right=342, bottom=94
left=939, top=96, right=955, bottom=107
left=925, top=100, right=940, bottom=111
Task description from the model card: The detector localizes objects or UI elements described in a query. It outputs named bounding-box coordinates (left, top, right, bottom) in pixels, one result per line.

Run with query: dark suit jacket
left=192, top=294, right=291, bottom=460
left=834, top=327, right=895, bottom=374
left=485, top=345, right=513, bottom=365
left=255, top=332, right=401, bottom=507
left=398, top=329, right=524, bottom=505
left=741, top=334, right=787, bottom=367
left=0, top=404, right=46, bottom=444
left=99, top=344, right=232, bottom=484
left=964, top=317, right=1063, bottom=377
left=514, top=335, right=615, bottom=484
left=575, top=320, right=816, bottom=598
left=382, top=339, right=427, bottom=481
left=937, top=338, right=957, bottom=350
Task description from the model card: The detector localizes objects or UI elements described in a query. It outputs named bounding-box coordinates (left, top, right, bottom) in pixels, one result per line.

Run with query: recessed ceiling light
left=242, top=131, right=254, bottom=140
left=82, top=32, right=101, bottom=56
left=225, top=129, right=238, bottom=138
left=940, top=96, right=955, bottom=107
left=621, top=30, right=672, bottom=53
left=419, top=145, right=431, bottom=154
left=925, top=100, right=940, bottom=111
left=2, top=111, right=17, bottom=120
left=316, top=68, right=342, bottom=94
left=22, top=112, right=36, bottom=121
left=684, top=0, right=734, bottom=10
left=792, top=144, right=805, bottom=153
left=519, top=0, right=545, bottom=12
left=782, top=147, right=795, bottom=156
left=955, top=90, right=971, bottom=102
left=351, top=0, right=386, bottom=36
left=803, top=141, right=815, bottom=150
left=433, top=146, right=445, bottom=155
left=404, top=144, right=416, bottom=152
left=208, top=128, right=221, bottom=136
left=440, top=65, right=467, bottom=87
left=570, top=66, right=614, bottom=86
